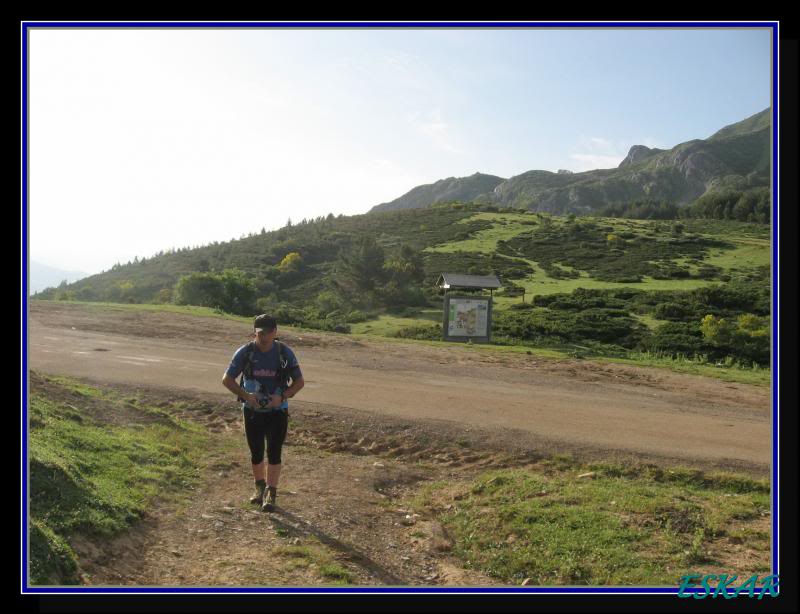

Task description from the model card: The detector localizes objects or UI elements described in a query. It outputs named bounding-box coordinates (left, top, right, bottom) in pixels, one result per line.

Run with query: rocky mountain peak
left=619, top=145, right=658, bottom=168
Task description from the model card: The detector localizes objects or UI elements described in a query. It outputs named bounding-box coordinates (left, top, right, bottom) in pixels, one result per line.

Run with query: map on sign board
left=447, top=298, right=489, bottom=337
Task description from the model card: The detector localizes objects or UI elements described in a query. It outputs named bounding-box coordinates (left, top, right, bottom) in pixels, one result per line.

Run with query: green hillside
left=708, top=108, right=771, bottom=141
left=36, top=207, right=493, bottom=309
left=36, top=202, right=771, bottom=375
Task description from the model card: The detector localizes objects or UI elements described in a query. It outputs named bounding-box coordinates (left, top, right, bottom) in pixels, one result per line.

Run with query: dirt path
left=58, top=381, right=510, bottom=587
left=28, top=302, right=771, bottom=474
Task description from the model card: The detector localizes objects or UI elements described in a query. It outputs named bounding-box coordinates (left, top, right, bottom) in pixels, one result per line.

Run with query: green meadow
left=426, top=213, right=769, bottom=297
left=411, top=460, right=771, bottom=585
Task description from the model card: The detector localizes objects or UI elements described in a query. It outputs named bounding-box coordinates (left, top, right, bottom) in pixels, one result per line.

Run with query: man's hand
left=266, top=393, right=283, bottom=409
left=222, top=374, right=262, bottom=409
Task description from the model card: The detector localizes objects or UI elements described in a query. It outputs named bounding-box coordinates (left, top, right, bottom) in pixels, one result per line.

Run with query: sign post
left=442, top=294, right=493, bottom=343
left=437, top=273, right=502, bottom=344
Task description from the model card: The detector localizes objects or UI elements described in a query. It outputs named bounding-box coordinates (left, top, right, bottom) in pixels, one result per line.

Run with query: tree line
left=599, top=187, right=770, bottom=223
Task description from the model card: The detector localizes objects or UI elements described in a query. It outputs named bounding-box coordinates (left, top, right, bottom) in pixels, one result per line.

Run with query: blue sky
left=28, top=25, right=772, bottom=275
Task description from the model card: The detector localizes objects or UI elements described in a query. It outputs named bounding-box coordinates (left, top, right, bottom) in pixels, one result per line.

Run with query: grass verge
left=28, top=372, right=210, bottom=585
left=31, top=299, right=252, bottom=323
left=603, top=353, right=771, bottom=387
left=410, top=460, right=770, bottom=586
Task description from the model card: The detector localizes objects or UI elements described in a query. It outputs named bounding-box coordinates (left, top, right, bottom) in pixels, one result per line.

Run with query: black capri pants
left=243, top=407, right=288, bottom=465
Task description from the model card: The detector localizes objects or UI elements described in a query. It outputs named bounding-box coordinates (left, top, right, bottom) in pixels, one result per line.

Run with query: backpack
left=237, top=340, right=290, bottom=403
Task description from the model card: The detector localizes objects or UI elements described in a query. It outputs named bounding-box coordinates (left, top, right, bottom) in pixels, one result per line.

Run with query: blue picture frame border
left=20, top=19, right=781, bottom=597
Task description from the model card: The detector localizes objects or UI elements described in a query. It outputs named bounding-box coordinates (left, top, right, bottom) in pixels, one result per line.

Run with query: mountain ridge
left=30, top=260, right=89, bottom=294
left=370, top=172, right=505, bottom=213
left=369, top=108, right=771, bottom=215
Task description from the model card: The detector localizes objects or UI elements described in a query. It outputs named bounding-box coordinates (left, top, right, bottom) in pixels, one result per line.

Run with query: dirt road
left=28, top=302, right=772, bottom=474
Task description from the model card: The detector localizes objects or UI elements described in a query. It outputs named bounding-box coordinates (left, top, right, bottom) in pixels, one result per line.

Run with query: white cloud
left=407, top=109, right=466, bottom=155
left=589, top=137, right=613, bottom=149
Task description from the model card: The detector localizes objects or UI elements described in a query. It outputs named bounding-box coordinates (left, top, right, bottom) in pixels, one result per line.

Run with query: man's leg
left=263, top=413, right=288, bottom=511
left=249, top=462, right=266, bottom=504
left=263, top=463, right=281, bottom=511
left=244, top=409, right=267, bottom=503
left=253, top=461, right=266, bottom=482
left=267, top=463, right=281, bottom=488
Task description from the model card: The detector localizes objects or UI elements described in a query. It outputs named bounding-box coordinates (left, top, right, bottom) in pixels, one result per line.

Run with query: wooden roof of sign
left=436, top=273, right=502, bottom=289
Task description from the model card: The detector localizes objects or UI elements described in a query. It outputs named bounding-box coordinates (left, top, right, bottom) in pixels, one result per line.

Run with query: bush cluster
left=524, top=281, right=770, bottom=366
left=505, top=221, right=732, bottom=283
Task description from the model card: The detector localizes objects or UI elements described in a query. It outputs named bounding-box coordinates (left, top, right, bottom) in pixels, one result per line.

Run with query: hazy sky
left=27, top=25, right=772, bottom=275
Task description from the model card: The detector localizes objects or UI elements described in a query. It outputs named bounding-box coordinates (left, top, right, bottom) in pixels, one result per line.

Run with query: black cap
left=253, top=314, right=277, bottom=332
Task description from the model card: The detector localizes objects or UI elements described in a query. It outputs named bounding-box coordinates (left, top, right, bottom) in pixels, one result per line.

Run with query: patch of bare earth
left=690, top=515, right=773, bottom=579
left=29, top=301, right=366, bottom=350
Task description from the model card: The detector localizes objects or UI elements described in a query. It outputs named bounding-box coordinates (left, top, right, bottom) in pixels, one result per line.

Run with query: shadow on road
left=268, top=508, right=406, bottom=585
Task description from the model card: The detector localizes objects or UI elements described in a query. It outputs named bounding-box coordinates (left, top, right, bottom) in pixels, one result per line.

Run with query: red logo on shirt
left=252, top=368, right=278, bottom=377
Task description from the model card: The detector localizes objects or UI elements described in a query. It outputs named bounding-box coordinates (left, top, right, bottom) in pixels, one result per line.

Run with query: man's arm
left=281, top=375, right=304, bottom=402
left=222, top=373, right=259, bottom=409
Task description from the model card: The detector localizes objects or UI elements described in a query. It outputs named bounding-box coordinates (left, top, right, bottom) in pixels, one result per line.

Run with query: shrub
left=500, top=282, right=526, bottom=297
left=493, top=307, right=646, bottom=348
left=640, top=321, right=709, bottom=358
left=278, top=252, right=303, bottom=273
left=700, top=313, right=770, bottom=366
left=174, top=269, right=257, bottom=315
left=653, top=302, right=695, bottom=321
left=345, top=310, right=369, bottom=323
left=154, top=288, right=173, bottom=304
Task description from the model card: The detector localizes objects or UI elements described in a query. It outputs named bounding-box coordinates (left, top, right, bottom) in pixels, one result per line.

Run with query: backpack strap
left=243, top=341, right=256, bottom=379
left=275, top=340, right=290, bottom=390
left=237, top=341, right=256, bottom=402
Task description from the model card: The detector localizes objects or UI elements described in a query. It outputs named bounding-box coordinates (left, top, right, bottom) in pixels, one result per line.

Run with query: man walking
left=222, top=314, right=304, bottom=511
